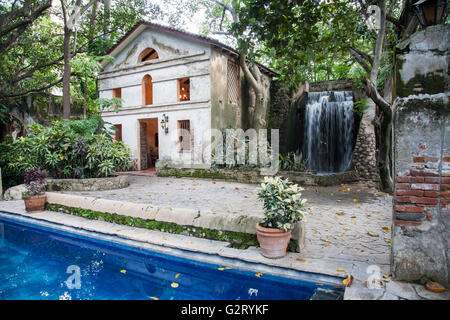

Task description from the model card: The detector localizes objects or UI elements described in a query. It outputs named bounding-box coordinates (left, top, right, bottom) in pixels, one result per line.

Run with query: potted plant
left=22, top=168, right=48, bottom=212
left=256, top=176, right=307, bottom=258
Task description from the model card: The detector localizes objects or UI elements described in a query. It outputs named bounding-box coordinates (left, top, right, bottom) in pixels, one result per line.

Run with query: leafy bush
left=0, top=119, right=131, bottom=186
left=257, top=176, right=307, bottom=231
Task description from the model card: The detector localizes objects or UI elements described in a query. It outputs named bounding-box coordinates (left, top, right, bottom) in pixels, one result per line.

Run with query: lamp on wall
left=414, top=0, right=447, bottom=28
left=160, top=114, right=169, bottom=134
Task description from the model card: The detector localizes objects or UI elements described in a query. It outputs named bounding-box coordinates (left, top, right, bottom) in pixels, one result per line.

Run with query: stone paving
left=69, top=175, right=393, bottom=268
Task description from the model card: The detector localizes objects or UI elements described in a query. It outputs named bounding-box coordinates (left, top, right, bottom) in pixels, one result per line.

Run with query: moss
left=44, top=203, right=303, bottom=251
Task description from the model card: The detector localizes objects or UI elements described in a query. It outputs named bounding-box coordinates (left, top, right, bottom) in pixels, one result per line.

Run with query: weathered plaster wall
left=391, top=24, right=449, bottom=287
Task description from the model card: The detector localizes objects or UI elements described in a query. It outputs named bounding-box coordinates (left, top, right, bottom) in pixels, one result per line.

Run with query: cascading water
left=302, top=91, right=355, bottom=174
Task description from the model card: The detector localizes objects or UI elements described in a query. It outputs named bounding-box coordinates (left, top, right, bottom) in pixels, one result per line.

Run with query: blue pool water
left=0, top=213, right=344, bottom=300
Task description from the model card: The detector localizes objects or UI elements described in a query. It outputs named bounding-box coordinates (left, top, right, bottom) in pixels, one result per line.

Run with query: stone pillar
left=391, top=25, right=449, bottom=287
left=350, top=101, right=379, bottom=183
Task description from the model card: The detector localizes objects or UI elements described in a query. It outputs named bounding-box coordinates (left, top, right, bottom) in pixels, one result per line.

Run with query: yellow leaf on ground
left=383, top=274, right=391, bottom=279
left=382, top=227, right=391, bottom=232
left=353, top=198, right=359, bottom=202
left=171, top=282, right=179, bottom=288
left=336, top=211, right=345, bottom=216
left=367, top=232, right=379, bottom=237
left=296, top=258, right=310, bottom=263
left=148, top=297, right=159, bottom=300
left=218, top=267, right=225, bottom=271
left=336, top=268, right=345, bottom=272
left=255, top=273, right=263, bottom=278
left=367, top=213, right=371, bottom=217
left=120, top=270, right=126, bottom=274
left=225, top=267, right=232, bottom=269
left=343, top=227, right=350, bottom=231
left=343, top=275, right=354, bottom=287
left=175, top=273, right=181, bottom=279
left=211, top=181, right=216, bottom=184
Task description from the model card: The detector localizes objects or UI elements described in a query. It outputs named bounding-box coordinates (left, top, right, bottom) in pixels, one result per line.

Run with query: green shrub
left=0, top=119, right=131, bottom=185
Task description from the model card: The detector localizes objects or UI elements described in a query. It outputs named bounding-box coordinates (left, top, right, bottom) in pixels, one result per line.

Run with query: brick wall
left=394, top=151, right=449, bottom=226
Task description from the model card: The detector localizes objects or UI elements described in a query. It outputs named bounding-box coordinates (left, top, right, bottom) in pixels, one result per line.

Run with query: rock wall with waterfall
left=302, top=91, right=355, bottom=174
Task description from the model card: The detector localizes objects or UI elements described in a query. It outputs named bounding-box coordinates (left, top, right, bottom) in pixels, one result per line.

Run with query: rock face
left=391, top=24, right=449, bottom=288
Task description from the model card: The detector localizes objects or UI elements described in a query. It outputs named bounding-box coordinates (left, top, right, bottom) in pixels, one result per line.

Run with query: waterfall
left=302, top=91, right=355, bottom=174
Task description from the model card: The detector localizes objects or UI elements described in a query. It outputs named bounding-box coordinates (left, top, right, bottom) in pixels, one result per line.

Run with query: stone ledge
left=156, top=166, right=358, bottom=186
left=44, top=192, right=306, bottom=252
left=3, top=175, right=129, bottom=200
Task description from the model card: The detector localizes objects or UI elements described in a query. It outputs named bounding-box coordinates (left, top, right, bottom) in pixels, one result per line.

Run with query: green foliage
left=353, top=99, right=371, bottom=117
left=279, top=153, right=307, bottom=172
left=0, top=119, right=132, bottom=186
left=257, top=176, right=307, bottom=231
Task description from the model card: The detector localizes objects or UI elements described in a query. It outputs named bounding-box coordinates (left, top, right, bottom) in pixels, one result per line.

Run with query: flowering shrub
left=257, top=176, right=307, bottom=231
left=23, top=168, right=48, bottom=196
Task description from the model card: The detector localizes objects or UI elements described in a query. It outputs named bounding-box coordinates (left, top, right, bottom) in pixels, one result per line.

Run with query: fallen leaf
left=211, top=181, right=216, bottom=184
left=120, top=270, right=126, bottom=274
left=171, top=282, right=179, bottom=288
left=356, top=206, right=361, bottom=209
left=296, top=258, right=310, bottom=263
left=342, top=275, right=354, bottom=287
left=225, top=267, right=232, bottom=270
left=353, top=198, right=359, bottom=202
left=336, top=211, right=345, bottom=216
left=367, top=232, right=379, bottom=237
left=336, top=268, right=345, bottom=272
left=218, top=267, right=225, bottom=271
left=343, top=227, right=350, bottom=231
left=425, top=281, right=446, bottom=293
left=383, top=274, right=391, bottom=279
left=367, top=213, right=371, bottom=217
left=255, top=273, right=263, bottom=278
left=235, top=187, right=239, bottom=190
left=175, top=273, right=181, bottom=279
left=382, top=227, right=391, bottom=232
left=148, top=296, right=159, bottom=300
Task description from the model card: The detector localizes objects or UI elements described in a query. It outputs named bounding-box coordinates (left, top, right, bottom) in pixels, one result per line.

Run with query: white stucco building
left=99, top=21, right=277, bottom=171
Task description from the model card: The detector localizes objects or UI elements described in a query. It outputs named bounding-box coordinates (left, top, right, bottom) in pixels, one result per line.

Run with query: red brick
left=442, top=178, right=450, bottom=184
left=443, top=157, right=450, bottom=162
left=396, top=190, right=424, bottom=196
left=424, top=191, right=439, bottom=197
left=411, top=183, right=440, bottom=191
left=410, top=197, right=438, bottom=205
left=413, top=156, right=425, bottom=162
left=424, top=177, right=440, bottom=183
left=396, top=176, right=410, bottom=183
left=396, top=196, right=411, bottom=203
left=396, top=183, right=411, bottom=190
left=440, top=191, right=450, bottom=199
left=441, top=184, right=450, bottom=191
left=410, top=169, right=440, bottom=177
left=394, top=219, right=422, bottom=227
left=395, top=205, right=424, bottom=213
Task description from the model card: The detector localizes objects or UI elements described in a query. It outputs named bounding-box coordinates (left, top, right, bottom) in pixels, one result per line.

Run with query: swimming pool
left=0, top=212, right=345, bottom=300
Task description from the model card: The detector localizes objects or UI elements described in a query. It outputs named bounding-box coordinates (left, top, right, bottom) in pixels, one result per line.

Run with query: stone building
left=98, top=21, right=277, bottom=170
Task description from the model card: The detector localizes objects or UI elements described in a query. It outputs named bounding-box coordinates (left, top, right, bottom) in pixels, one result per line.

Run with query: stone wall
left=391, top=24, right=449, bottom=287
left=3, top=176, right=129, bottom=200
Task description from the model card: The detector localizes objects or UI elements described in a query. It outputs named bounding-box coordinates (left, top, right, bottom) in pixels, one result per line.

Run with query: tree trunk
left=83, top=82, right=87, bottom=119
left=62, top=26, right=72, bottom=119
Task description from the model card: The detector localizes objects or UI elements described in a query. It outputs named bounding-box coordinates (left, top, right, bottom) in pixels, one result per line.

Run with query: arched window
left=138, top=48, right=159, bottom=62
left=142, top=75, right=153, bottom=105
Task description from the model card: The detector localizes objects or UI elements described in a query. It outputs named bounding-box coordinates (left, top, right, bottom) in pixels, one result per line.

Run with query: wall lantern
left=414, top=0, right=447, bottom=28
left=160, top=114, right=169, bottom=134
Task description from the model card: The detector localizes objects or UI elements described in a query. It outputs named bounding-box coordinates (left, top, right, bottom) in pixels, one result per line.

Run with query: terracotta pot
left=256, top=224, right=292, bottom=259
left=23, top=194, right=46, bottom=212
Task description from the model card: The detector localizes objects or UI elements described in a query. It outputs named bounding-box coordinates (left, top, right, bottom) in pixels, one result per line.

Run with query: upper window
left=178, top=77, right=190, bottom=102
left=112, top=88, right=122, bottom=98
left=177, top=120, right=191, bottom=152
left=227, top=59, right=240, bottom=105
left=142, top=75, right=153, bottom=105
left=138, top=48, right=159, bottom=62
